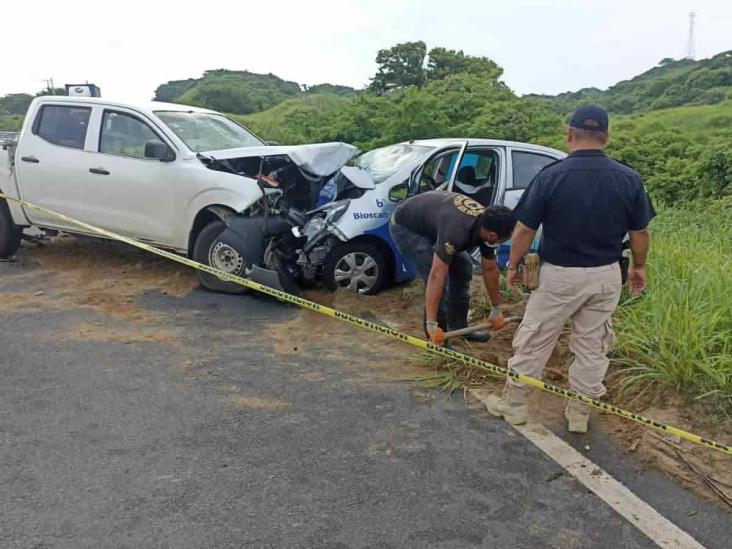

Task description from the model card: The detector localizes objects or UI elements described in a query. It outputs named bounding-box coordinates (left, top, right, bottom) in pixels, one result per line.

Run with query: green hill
left=153, top=70, right=357, bottom=115
left=154, top=69, right=303, bottom=115
left=234, top=94, right=353, bottom=145
left=615, top=98, right=732, bottom=139
left=532, top=50, right=732, bottom=114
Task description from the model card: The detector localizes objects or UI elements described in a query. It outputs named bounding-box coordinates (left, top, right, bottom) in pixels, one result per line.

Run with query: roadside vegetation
left=615, top=198, right=732, bottom=412
left=2, top=42, right=731, bottom=412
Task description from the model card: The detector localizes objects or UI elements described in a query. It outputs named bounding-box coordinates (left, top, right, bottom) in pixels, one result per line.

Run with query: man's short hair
left=568, top=124, right=608, bottom=144
left=481, top=205, right=516, bottom=239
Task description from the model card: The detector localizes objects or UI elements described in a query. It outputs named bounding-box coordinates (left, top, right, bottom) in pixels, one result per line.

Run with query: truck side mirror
left=144, top=140, right=175, bottom=162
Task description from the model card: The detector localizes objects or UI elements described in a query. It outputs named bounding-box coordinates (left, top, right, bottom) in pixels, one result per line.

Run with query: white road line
left=468, top=389, right=705, bottom=549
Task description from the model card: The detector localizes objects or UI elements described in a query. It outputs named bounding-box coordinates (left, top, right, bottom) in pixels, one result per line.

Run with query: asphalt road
left=0, top=245, right=728, bottom=548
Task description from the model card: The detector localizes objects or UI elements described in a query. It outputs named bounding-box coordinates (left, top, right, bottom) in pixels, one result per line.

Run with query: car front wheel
left=323, top=242, right=389, bottom=295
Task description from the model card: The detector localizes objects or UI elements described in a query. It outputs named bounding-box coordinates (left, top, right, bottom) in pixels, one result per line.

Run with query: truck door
left=80, top=108, right=181, bottom=244
left=14, top=103, right=95, bottom=230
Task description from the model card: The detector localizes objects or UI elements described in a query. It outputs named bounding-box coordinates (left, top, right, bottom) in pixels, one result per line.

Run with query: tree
left=0, top=93, right=33, bottom=115
left=369, top=41, right=427, bottom=94
left=154, top=79, right=197, bottom=102
left=426, top=48, right=503, bottom=82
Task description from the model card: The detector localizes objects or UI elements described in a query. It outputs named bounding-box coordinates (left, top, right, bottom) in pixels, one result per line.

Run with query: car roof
left=408, top=138, right=565, bottom=157
left=34, top=95, right=218, bottom=116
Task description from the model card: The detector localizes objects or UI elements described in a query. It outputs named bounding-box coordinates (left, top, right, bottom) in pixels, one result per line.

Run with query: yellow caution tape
left=1, top=191, right=730, bottom=456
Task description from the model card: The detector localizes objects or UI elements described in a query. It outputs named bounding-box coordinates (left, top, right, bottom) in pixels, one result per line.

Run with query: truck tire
left=192, top=220, right=249, bottom=295
left=323, top=241, right=389, bottom=295
left=0, top=198, right=22, bottom=258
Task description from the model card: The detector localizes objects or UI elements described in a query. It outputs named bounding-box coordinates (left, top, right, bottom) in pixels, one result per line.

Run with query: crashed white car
left=0, top=95, right=357, bottom=293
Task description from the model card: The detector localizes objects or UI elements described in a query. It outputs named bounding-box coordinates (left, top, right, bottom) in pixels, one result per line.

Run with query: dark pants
left=390, top=217, right=472, bottom=333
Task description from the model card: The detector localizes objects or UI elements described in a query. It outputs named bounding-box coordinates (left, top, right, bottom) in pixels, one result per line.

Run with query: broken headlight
left=322, top=199, right=350, bottom=224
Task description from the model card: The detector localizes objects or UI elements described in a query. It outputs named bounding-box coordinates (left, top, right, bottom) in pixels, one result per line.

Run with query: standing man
left=390, top=191, right=516, bottom=345
left=484, top=105, right=654, bottom=433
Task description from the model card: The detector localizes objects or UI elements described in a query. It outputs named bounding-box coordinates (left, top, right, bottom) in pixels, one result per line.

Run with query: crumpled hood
left=201, top=142, right=360, bottom=177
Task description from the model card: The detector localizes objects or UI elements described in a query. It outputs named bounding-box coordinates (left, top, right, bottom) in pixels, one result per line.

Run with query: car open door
left=408, top=141, right=466, bottom=196
left=447, top=144, right=505, bottom=207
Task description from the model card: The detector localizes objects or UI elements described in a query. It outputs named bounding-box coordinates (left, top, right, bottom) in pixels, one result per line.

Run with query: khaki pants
left=507, top=262, right=622, bottom=400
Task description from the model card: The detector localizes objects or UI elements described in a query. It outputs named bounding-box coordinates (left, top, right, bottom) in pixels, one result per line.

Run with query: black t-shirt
left=513, top=150, right=655, bottom=268
left=394, top=191, right=496, bottom=263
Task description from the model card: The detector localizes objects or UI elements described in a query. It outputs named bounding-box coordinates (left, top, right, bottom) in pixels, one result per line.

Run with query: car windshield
left=351, top=143, right=434, bottom=184
left=155, top=111, right=264, bottom=152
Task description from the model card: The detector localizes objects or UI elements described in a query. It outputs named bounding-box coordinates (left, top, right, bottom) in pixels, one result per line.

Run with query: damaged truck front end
left=194, top=143, right=360, bottom=295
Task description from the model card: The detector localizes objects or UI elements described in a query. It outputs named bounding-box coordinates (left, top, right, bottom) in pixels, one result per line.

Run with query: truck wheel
left=192, top=220, right=250, bottom=295
left=0, top=198, right=22, bottom=258
left=323, top=242, right=389, bottom=295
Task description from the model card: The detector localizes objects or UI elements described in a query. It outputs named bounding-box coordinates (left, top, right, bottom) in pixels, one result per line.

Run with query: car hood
left=200, top=142, right=360, bottom=177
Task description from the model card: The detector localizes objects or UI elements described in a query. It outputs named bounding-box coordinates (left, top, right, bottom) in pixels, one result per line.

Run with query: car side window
left=100, top=111, right=160, bottom=159
left=511, top=151, right=556, bottom=189
left=32, top=105, right=91, bottom=150
left=454, top=149, right=499, bottom=206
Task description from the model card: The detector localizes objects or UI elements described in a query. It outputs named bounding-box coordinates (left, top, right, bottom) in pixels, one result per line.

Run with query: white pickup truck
left=0, top=96, right=356, bottom=292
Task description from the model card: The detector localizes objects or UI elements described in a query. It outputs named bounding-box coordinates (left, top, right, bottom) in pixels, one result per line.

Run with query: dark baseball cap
left=569, top=104, right=609, bottom=132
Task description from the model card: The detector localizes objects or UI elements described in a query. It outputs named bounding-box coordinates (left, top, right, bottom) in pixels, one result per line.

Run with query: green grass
left=614, top=198, right=732, bottom=411
left=614, top=99, right=732, bottom=141
left=0, top=114, right=23, bottom=132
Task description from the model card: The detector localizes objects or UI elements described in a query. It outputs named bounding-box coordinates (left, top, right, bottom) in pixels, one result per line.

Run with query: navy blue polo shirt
left=513, top=149, right=655, bottom=268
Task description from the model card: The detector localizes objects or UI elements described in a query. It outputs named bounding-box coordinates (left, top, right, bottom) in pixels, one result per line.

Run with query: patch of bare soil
left=6, top=237, right=197, bottom=322
left=227, top=395, right=289, bottom=410
left=264, top=285, right=426, bottom=384
left=0, top=291, right=56, bottom=311
left=65, top=322, right=179, bottom=345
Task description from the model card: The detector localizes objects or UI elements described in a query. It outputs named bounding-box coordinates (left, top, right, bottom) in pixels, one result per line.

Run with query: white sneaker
left=483, top=395, right=528, bottom=425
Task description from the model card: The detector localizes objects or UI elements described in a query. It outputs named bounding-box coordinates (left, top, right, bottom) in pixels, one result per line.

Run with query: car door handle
left=89, top=167, right=110, bottom=175
left=21, top=156, right=39, bottom=163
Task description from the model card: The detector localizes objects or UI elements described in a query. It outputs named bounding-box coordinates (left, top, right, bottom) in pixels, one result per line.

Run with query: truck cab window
left=100, top=111, right=160, bottom=159
left=33, top=105, right=91, bottom=150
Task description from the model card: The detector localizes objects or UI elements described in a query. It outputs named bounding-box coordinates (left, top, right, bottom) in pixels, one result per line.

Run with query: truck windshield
left=155, top=111, right=264, bottom=152
left=351, top=144, right=434, bottom=184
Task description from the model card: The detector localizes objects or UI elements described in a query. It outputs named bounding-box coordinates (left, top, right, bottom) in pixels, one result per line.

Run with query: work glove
left=425, top=321, right=446, bottom=346
left=488, top=307, right=506, bottom=331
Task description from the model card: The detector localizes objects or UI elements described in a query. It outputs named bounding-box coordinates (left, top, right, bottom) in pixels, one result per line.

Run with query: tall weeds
left=615, top=198, right=732, bottom=411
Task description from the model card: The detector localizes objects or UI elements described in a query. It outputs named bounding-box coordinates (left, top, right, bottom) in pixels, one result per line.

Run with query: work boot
left=483, top=385, right=528, bottom=425
left=565, top=399, right=590, bottom=433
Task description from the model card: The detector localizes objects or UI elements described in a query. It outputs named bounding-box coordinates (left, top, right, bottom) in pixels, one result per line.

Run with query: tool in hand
left=443, top=316, right=522, bottom=340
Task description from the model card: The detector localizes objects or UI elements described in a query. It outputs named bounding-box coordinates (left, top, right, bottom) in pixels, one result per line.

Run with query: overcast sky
left=2, top=0, right=731, bottom=102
